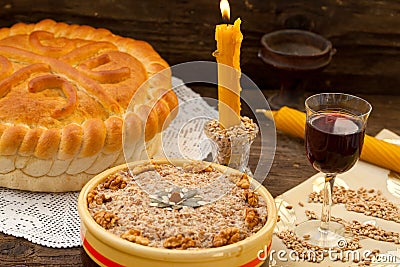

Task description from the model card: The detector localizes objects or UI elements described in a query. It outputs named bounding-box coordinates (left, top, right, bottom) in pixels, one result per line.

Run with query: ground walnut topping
left=231, top=173, right=250, bottom=189
left=87, top=190, right=97, bottom=204
left=87, top=190, right=112, bottom=206
left=121, top=229, right=149, bottom=246
left=87, top=163, right=268, bottom=249
left=212, top=227, right=241, bottom=247
left=243, top=190, right=259, bottom=207
left=103, top=173, right=127, bottom=190
left=163, top=234, right=196, bottom=249
left=245, top=208, right=260, bottom=229
left=93, top=210, right=118, bottom=229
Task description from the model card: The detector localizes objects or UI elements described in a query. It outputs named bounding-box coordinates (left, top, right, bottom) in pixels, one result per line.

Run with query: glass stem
left=320, top=173, right=336, bottom=231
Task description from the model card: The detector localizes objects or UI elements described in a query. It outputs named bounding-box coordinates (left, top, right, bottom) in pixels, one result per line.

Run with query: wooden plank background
left=0, top=0, right=399, bottom=94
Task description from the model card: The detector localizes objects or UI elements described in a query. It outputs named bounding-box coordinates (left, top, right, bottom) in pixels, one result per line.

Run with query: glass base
left=295, top=220, right=351, bottom=248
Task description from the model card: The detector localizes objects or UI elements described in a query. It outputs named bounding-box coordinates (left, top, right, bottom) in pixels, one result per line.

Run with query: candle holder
left=204, top=117, right=258, bottom=175
left=258, top=29, right=335, bottom=110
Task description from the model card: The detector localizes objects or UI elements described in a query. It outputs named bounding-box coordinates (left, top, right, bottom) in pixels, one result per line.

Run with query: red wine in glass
left=296, top=93, right=371, bottom=249
left=306, top=112, right=365, bottom=174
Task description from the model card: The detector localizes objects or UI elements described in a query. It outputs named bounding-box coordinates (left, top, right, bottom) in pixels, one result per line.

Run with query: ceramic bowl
left=78, top=158, right=277, bottom=267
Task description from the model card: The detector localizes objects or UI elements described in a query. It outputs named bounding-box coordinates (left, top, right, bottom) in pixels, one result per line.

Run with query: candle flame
left=220, top=0, right=230, bottom=21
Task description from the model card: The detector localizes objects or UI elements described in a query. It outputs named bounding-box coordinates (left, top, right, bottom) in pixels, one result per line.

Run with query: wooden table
left=0, top=90, right=399, bottom=266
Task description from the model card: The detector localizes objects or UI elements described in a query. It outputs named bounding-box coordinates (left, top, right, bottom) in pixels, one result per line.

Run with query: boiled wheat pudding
left=87, top=161, right=268, bottom=249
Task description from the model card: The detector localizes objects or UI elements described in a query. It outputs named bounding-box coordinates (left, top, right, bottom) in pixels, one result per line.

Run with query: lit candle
left=214, top=0, right=243, bottom=129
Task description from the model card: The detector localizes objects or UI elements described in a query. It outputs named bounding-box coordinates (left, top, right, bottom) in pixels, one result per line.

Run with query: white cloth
left=0, top=77, right=217, bottom=248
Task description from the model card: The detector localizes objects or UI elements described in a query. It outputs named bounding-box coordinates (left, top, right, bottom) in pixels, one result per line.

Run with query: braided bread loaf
left=0, top=20, right=178, bottom=192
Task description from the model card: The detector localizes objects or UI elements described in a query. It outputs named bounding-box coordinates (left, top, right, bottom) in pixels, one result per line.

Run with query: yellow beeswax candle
left=214, top=0, right=243, bottom=128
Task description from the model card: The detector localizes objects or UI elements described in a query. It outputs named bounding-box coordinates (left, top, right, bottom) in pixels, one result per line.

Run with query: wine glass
left=295, top=93, right=372, bottom=248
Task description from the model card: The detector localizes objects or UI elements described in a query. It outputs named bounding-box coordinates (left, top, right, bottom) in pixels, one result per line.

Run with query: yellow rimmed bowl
left=78, top=158, right=277, bottom=267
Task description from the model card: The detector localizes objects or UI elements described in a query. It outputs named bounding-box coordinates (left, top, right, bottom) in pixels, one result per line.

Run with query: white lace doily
left=0, top=77, right=218, bottom=248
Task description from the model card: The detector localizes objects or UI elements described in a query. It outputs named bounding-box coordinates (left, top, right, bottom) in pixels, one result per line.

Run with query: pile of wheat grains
left=276, top=186, right=400, bottom=266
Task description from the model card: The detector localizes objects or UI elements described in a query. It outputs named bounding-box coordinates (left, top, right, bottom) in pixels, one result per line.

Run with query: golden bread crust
left=0, top=19, right=178, bottom=191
